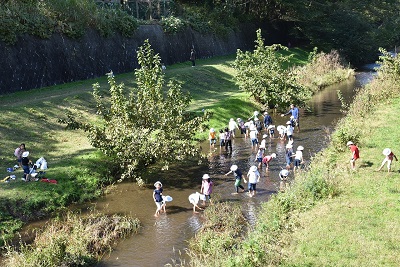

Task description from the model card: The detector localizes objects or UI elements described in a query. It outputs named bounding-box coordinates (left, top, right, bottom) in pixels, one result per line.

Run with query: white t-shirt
left=229, top=120, right=238, bottom=131
left=286, top=125, right=294, bottom=136
left=295, top=150, right=303, bottom=160
left=247, top=170, right=260, bottom=184
left=249, top=130, right=258, bottom=139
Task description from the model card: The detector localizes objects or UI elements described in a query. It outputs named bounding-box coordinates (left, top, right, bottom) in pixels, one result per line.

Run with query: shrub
left=160, top=15, right=186, bottom=34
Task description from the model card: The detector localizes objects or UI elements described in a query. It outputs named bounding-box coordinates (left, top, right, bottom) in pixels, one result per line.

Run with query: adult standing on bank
left=190, top=48, right=196, bottom=67
left=281, top=104, right=300, bottom=132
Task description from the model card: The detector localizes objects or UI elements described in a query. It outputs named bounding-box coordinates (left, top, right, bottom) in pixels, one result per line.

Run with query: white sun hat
left=202, top=174, right=210, bottom=179
left=154, top=181, right=162, bottom=187
left=297, top=146, right=304, bottom=151
left=277, top=125, right=285, bottom=132
left=346, top=141, right=354, bottom=146
left=230, top=165, right=238, bottom=171
left=22, top=151, right=29, bottom=157
left=250, top=166, right=258, bottom=172
left=280, top=170, right=290, bottom=177
left=383, top=148, right=391, bottom=156
left=271, top=153, right=277, bottom=158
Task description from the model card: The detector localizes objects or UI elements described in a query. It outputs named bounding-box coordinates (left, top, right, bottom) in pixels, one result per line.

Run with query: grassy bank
left=183, top=53, right=400, bottom=266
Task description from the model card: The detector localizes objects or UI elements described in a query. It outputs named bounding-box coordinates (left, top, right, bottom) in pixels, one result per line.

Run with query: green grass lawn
left=281, top=97, right=400, bottom=266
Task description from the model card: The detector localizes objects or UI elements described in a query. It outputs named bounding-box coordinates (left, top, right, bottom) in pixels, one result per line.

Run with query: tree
left=59, top=40, right=211, bottom=184
left=233, top=29, right=312, bottom=109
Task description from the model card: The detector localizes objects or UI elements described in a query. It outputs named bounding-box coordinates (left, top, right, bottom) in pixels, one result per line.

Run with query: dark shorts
left=287, top=134, right=293, bottom=139
left=251, top=138, right=258, bottom=146
left=22, top=165, right=30, bottom=174
left=257, top=157, right=262, bottom=162
left=294, top=159, right=301, bottom=167
left=249, top=183, right=257, bottom=191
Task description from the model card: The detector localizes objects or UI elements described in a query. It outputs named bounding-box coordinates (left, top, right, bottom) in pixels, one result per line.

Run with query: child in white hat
left=200, top=174, right=213, bottom=205
left=244, top=166, right=260, bottom=197
left=225, top=165, right=245, bottom=194
left=377, top=148, right=398, bottom=172
left=153, top=181, right=165, bottom=216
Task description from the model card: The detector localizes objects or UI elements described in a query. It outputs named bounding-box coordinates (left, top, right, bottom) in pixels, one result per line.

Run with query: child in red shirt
left=347, top=141, right=359, bottom=170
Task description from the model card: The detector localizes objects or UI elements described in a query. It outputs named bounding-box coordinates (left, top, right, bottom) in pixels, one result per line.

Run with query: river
left=85, top=73, right=371, bottom=266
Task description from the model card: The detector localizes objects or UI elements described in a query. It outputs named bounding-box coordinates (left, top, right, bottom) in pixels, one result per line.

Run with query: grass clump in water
left=4, top=211, right=140, bottom=267
left=186, top=200, right=247, bottom=267
left=294, top=49, right=354, bottom=92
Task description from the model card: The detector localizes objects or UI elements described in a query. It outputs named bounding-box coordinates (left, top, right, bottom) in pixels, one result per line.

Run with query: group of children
left=153, top=104, right=398, bottom=216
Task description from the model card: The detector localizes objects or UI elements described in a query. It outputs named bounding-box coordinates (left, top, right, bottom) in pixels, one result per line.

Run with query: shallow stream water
left=90, top=72, right=377, bottom=267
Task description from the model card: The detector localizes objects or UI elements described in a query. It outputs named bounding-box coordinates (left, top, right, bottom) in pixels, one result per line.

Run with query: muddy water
left=94, top=74, right=370, bottom=267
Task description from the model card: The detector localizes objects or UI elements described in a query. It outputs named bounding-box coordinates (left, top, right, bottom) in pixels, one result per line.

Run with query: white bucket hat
left=286, top=144, right=293, bottom=149
left=202, top=174, right=210, bottom=179
left=280, top=170, right=290, bottom=177
left=286, top=121, right=292, bottom=125
left=250, top=166, right=258, bottom=172
left=230, top=165, right=238, bottom=171
left=262, top=134, right=268, bottom=138
left=210, top=128, right=215, bottom=132
left=297, top=146, right=304, bottom=151
left=346, top=141, right=354, bottom=146
left=154, top=181, right=162, bottom=187
left=383, top=148, right=391, bottom=156
left=22, top=151, right=29, bottom=157
left=271, top=153, right=277, bottom=158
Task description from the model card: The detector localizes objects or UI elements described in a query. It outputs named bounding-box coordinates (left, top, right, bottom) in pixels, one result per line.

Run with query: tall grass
left=4, top=211, right=140, bottom=267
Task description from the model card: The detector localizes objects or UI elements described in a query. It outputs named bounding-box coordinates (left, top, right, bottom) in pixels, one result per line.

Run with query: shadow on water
left=94, top=73, right=373, bottom=267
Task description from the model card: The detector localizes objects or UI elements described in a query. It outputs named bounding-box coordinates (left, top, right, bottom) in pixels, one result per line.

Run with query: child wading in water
left=225, top=164, right=245, bottom=194
left=209, top=128, right=217, bottom=146
left=200, top=174, right=213, bottom=205
left=244, top=165, right=260, bottom=197
left=377, top=148, right=398, bottom=172
left=219, top=129, right=225, bottom=149
left=153, top=181, right=165, bottom=216
left=255, top=145, right=265, bottom=169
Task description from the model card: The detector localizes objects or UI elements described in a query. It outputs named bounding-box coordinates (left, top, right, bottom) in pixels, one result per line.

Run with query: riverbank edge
left=184, top=64, right=400, bottom=265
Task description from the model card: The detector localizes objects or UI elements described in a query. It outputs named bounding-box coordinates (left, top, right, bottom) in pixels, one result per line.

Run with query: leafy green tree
left=233, top=29, right=312, bottom=109
left=59, top=40, right=211, bottom=184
